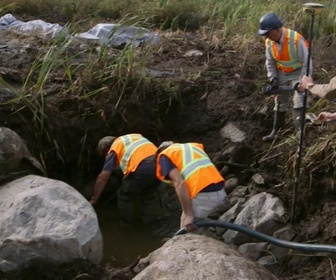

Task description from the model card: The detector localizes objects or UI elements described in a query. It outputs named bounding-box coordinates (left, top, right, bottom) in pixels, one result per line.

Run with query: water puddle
left=95, top=205, right=166, bottom=267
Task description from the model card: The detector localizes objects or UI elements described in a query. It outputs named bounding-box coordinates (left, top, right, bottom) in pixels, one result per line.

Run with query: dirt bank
left=1, top=14, right=336, bottom=279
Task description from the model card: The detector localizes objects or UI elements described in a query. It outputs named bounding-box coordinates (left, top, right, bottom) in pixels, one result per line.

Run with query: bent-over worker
left=156, top=141, right=227, bottom=232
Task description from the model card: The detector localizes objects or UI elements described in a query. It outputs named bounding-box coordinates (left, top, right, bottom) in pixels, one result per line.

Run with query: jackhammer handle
left=261, top=83, right=299, bottom=95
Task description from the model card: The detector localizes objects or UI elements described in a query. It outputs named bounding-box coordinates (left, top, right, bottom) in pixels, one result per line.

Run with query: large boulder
left=0, top=175, right=103, bottom=272
left=0, top=127, right=46, bottom=179
left=133, top=234, right=279, bottom=280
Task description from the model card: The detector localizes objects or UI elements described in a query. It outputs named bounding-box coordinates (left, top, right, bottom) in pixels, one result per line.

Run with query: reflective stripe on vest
left=119, top=135, right=150, bottom=173
left=266, top=28, right=303, bottom=72
left=180, top=144, right=213, bottom=181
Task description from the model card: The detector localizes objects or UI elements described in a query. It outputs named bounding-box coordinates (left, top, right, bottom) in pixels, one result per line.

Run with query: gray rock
left=251, top=173, right=265, bottom=187
left=225, top=177, right=239, bottom=194
left=220, top=122, right=246, bottom=143
left=217, top=200, right=244, bottom=236
left=266, top=226, right=297, bottom=262
left=229, top=185, right=248, bottom=198
left=229, top=196, right=247, bottom=206
left=223, top=192, right=286, bottom=245
left=258, top=255, right=277, bottom=266
left=238, top=242, right=268, bottom=260
left=133, top=234, right=279, bottom=280
left=0, top=127, right=46, bottom=178
left=0, top=175, right=103, bottom=272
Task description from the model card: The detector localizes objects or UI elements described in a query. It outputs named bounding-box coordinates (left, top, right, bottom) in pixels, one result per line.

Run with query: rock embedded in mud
left=0, top=175, right=103, bottom=273
left=133, top=234, right=279, bottom=280
left=238, top=242, right=268, bottom=260
left=251, top=173, right=266, bottom=188
left=224, top=177, right=239, bottom=193
left=220, top=122, right=246, bottom=143
left=217, top=200, right=244, bottom=236
left=0, top=127, right=46, bottom=178
left=0, top=127, right=31, bottom=173
left=222, top=192, right=286, bottom=245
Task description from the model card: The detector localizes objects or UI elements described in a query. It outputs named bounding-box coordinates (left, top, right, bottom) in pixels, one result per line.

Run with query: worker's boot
left=262, top=111, right=286, bottom=142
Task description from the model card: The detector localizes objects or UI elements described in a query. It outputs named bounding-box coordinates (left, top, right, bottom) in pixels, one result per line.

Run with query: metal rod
left=291, top=13, right=315, bottom=223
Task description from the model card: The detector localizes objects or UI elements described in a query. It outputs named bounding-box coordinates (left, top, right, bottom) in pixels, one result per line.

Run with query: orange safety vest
left=265, top=27, right=309, bottom=73
left=156, top=143, right=224, bottom=199
left=107, top=134, right=157, bottom=175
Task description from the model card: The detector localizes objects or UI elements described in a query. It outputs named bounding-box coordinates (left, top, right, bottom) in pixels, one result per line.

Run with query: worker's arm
left=90, top=152, right=117, bottom=204
left=90, top=170, right=112, bottom=204
left=265, top=47, right=277, bottom=81
left=300, top=76, right=336, bottom=99
left=310, top=77, right=336, bottom=99
left=168, top=168, right=195, bottom=228
left=318, top=112, right=336, bottom=122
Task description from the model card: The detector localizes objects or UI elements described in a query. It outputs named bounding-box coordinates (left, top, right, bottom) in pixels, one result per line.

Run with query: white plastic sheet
left=0, top=14, right=159, bottom=47
left=0, top=13, right=64, bottom=38
left=75, top=23, right=159, bottom=47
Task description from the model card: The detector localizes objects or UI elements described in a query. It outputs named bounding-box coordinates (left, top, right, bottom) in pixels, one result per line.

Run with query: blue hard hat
left=258, top=12, right=283, bottom=35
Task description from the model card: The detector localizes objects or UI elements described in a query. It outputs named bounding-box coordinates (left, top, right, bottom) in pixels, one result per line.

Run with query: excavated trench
left=2, top=26, right=336, bottom=278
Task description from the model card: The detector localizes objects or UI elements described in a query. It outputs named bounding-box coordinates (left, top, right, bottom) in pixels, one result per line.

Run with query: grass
left=2, top=0, right=335, bottom=35
left=1, top=0, right=335, bottom=182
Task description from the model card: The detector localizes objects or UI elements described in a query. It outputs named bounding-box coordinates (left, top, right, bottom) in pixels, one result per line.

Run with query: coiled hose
left=174, top=220, right=336, bottom=253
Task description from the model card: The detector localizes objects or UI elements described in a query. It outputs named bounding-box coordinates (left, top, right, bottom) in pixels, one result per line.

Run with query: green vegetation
left=0, top=0, right=335, bottom=182
left=1, top=0, right=335, bottom=35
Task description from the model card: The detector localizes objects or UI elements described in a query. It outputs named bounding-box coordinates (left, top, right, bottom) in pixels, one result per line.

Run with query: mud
left=1, top=15, right=336, bottom=280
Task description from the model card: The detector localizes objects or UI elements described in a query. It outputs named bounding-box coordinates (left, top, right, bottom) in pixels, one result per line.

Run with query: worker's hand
left=182, top=213, right=197, bottom=232
left=317, top=112, right=336, bottom=122
left=271, top=77, right=279, bottom=90
left=300, top=75, right=314, bottom=91
left=89, top=196, right=98, bottom=205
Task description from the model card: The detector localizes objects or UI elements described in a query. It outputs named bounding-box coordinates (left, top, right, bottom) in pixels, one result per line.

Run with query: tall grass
left=1, top=0, right=335, bottom=181
left=3, top=0, right=335, bottom=36
left=0, top=21, right=176, bottom=178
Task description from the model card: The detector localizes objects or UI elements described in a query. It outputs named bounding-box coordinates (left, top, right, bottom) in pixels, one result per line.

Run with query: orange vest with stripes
left=266, top=27, right=309, bottom=73
left=156, top=143, right=224, bottom=199
left=107, top=134, right=157, bottom=175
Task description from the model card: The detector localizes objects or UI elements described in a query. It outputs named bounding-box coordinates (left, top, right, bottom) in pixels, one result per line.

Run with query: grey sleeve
left=298, top=38, right=313, bottom=77
left=265, top=48, right=277, bottom=81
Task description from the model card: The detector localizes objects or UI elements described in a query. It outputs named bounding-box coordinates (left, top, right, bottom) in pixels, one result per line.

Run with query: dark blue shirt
left=159, top=155, right=176, bottom=179
left=102, top=152, right=117, bottom=171
left=103, top=152, right=156, bottom=180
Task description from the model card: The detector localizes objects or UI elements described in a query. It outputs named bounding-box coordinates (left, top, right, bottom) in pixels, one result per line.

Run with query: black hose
left=174, top=220, right=336, bottom=253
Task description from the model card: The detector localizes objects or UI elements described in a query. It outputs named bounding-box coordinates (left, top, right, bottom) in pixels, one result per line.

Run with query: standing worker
left=90, top=133, right=161, bottom=225
left=156, top=141, right=227, bottom=232
left=259, top=12, right=312, bottom=141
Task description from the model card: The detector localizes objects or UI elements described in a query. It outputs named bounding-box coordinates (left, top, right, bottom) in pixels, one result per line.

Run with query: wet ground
left=96, top=205, right=165, bottom=267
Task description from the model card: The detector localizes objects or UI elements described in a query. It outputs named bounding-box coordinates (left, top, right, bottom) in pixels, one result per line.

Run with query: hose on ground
left=174, top=220, right=336, bottom=253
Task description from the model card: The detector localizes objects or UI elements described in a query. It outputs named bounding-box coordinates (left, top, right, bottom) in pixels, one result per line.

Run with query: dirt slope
left=1, top=16, right=336, bottom=279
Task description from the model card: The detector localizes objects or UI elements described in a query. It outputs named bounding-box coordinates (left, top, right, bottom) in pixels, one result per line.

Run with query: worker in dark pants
left=90, top=133, right=161, bottom=225
left=258, top=12, right=312, bottom=141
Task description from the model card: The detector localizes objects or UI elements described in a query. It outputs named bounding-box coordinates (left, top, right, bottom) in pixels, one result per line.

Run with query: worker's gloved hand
left=271, top=77, right=279, bottom=90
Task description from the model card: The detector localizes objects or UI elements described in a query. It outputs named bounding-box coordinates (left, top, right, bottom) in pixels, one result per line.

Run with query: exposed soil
left=1, top=14, right=336, bottom=280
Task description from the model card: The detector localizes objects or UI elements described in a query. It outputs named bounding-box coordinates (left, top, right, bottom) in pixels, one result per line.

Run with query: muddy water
left=95, top=205, right=167, bottom=267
